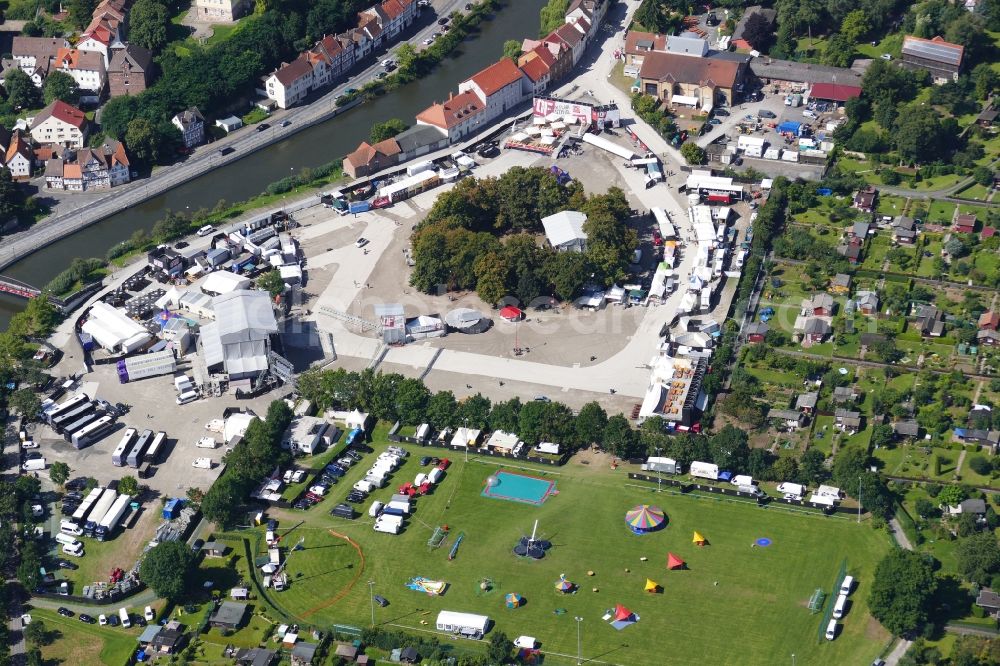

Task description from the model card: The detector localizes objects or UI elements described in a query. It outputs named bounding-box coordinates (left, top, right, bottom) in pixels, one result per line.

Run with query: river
left=0, top=0, right=546, bottom=327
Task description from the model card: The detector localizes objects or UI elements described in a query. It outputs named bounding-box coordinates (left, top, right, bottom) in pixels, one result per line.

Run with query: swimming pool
left=482, top=470, right=556, bottom=505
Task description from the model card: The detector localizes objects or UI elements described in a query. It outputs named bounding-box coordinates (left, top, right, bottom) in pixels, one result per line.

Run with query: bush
left=969, top=456, right=992, bottom=476
left=925, top=483, right=942, bottom=498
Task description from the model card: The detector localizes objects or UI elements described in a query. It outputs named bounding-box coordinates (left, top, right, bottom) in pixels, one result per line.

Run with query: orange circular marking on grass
left=300, top=530, right=366, bottom=618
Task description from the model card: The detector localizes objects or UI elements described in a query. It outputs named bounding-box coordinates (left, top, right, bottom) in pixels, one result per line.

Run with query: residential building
left=565, top=0, right=606, bottom=42
left=852, top=186, right=877, bottom=213
left=892, top=216, right=917, bottom=244
left=518, top=47, right=554, bottom=93
left=976, top=589, right=1000, bottom=618
left=209, top=602, right=248, bottom=629
left=394, top=124, right=449, bottom=160
left=458, top=58, right=525, bottom=126
left=343, top=137, right=402, bottom=178
left=264, top=56, right=315, bottom=109
left=371, top=0, right=416, bottom=40
left=30, top=100, right=89, bottom=148
left=9, top=37, right=68, bottom=83
left=859, top=332, right=886, bottom=350
left=235, top=648, right=277, bottom=666
left=623, top=30, right=668, bottom=67
left=978, top=330, right=1000, bottom=346
left=77, top=21, right=117, bottom=67
left=976, top=106, right=997, bottom=129
left=796, top=392, right=818, bottom=414
left=979, top=311, right=1000, bottom=331
left=415, top=91, right=486, bottom=142
left=291, top=642, right=319, bottom=666
left=172, top=108, right=206, bottom=148
left=4, top=131, right=33, bottom=180
left=745, top=321, right=768, bottom=343
left=856, top=291, right=879, bottom=315
left=797, top=317, right=832, bottom=345
left=900, top=35, right=964, bottom=83
left=801, top=293, right=834, bottom=317
left=830, top=273, right=851, bottom=294
left=947, top=498, right=987, bottom=516
left=840, top=243, right=862, bottom=264
left=832, top=386, right=859, bottom=404
left=769, top=408, right=806, bottom=430
left=541, top=210, right=588, bottom=252
left=637, top=51, right=747, bottom=109
left=731, top=5, right=777, bottom=51
left=549, top=22, right=585, bottom=66
left=521, top=35, right=573, bottom=82
left=850, top=220, right=870, bottom=240
left=667, top=32, right=709, bottom=57
left=892, top=420, right=920, bottom=439
left=44, top=139, right=131, bottom=191
left=834, top=409, right=862, bottom=433
left=195, top=0, right=253, bottom=22
left=55, top=48, right=106, bottom=102
left=954, top=213, right=976, bottom=234
left=108, top=43, right=154, bottom=97
left=914, top=304, right=944, bottom=337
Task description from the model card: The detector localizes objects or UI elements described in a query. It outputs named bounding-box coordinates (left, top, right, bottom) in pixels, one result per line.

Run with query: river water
left=0, top=0, right=545, bottom=327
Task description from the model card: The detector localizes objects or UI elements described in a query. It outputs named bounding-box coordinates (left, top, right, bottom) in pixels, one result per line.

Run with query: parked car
left=109, top=615, right=120, bottom=627
left=79, top=614, right=95, bottom=623
left=713, top=108, right=729, bottom=117
left=191, top=539, right=204, bottom=553
left=437, top=16, right=449, bottom=24
left=280, top=120, right=292, bottom=127
left=374, top=595, right=389, bottom=607
left=708, top=118, right=722, bottom=125
left=144, top=606, right=154, bottom=621
left=57, top=607, right=74, bottom=617
left=757, top=110, right=776, bottom=119
left=380, top=58, right=395, bottom=68
left=345, top=88, right=359, bottom=95
left=419, top=456, right=431, bottom=466
left=197, top=224, right=215, bottom=237
left=355, top=237, right=369, bottom=248
left=256, top=123, right=271, bottom=132
left=422, top=37, right=435, bottom=45
left=21, top=440, right=38, bottom=449
left=57, top=560, right=78, bottom=570
left=880, top=53, right=892, bottom=60
left=99, top=614, right=108, bottom=626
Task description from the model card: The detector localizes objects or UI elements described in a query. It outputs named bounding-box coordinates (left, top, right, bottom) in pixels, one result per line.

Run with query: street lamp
left=575, top=616, right=583, bottom=665
left=368, top=580, right=376, bottom=626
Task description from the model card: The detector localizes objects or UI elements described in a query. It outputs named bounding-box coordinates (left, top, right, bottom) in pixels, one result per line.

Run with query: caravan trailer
left=689, top=461, right=719, bottom=480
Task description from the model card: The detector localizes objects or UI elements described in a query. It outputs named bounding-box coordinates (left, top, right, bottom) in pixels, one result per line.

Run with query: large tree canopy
left=868, top=549, right=938, bottom=636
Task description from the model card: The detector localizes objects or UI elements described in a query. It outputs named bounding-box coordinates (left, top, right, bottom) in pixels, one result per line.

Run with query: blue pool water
left=482, top=471, right=556, bottom=505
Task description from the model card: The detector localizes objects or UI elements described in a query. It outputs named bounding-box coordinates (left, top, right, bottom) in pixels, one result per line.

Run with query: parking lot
left=33, top=364, right=279, bottom=499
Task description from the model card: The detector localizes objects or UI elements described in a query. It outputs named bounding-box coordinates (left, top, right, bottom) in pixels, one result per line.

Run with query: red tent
left=667, top=552, right=685, bottom=570
left=613, top=604, right=633, bottom=621
left=500, top=306, right=523, bottom=321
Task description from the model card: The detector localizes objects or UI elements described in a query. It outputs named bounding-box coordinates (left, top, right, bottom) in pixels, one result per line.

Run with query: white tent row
left=581, top=132, right=636, bottom=160
left=82, top=301, right=151, bottom=353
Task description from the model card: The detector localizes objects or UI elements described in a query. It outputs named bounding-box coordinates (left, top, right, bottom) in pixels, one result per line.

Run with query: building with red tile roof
left=415, top=91, right=487, bottom=142
left=343, top=138, right=402, bottom=178
left=30, top=100, right=89, bottom=148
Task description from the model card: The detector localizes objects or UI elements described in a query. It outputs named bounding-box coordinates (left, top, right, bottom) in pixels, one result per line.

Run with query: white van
left=825, top=619, right=837, bottom=640
left=60, top=520, right=83, bottom=537
left=55, top=533, right=82, bottom=547
left=22, top=458, right=46, bottom=471
left=832, top=593, right=848, bottom=619
left=119, top=608, right=131, bottom=628
left=176, top=390, right=199, bottom=405
left=62, top=542, right=84, bottom=557
left=368, top=501, right=384, bottom=518
left=840, top=575, right=854, bottom=596
left=353, top=480, right=375, bottom=493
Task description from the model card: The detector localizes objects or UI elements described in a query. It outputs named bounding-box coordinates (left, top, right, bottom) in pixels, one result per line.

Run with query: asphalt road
left=0, top=0, right=469, bottom=274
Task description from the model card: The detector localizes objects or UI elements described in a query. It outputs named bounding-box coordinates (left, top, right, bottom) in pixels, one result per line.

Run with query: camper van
left=62, top=542, right=85, bottom=557
left=60, top=520, right=83, bottom=536
left=55, top=533, right=82, bottom=547
left=839, top=575, right=854, bottom=596
left=832, top=594, right=848, bottom=619
left=825, top=619, right=837, bottom=640
left=22, top=458, right=46, bottom=472
left=119, top=608, right=131, bottom=628
left=368, top=501, right=384, bottom=518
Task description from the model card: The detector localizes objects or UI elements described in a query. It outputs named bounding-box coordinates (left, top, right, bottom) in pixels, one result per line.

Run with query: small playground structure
left=428, top=525, right=450, bottom=549
left=448, top=532, right=465, bottom=560
left=512, top=520, right=551, bottom=559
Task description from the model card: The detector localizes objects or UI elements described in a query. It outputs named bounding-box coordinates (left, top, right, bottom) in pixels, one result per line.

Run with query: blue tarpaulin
left=777, top=121, right=803, bottom=135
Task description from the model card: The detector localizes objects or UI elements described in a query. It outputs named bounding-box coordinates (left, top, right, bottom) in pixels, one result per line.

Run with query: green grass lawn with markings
left=250, top=443, right=891, bottom=666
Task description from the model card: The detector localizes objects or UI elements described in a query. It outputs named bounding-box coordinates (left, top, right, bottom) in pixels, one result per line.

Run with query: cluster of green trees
left=200, top=401, right=293, bottom=528
left=140, top=540, right=197, bottom=601
left=361, top=625, right=514, bottom=665
left=409, top=167, right=637, bottom=305
left=43, top=258, right=106, bottom=296
left=98, top=0, right=358, bottom=165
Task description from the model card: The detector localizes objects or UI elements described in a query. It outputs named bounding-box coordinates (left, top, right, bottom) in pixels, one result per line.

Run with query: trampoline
left=756, top=538, right=772, bottom=547
left=513, top=536, right=551, bottom=559
left=483, top=471, right=556, bottom=505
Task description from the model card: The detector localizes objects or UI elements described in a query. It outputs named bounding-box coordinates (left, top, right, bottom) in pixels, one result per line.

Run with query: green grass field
left=29, top=607, right=139, bottom=665
left=254, top=446, right=892, bottom=665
